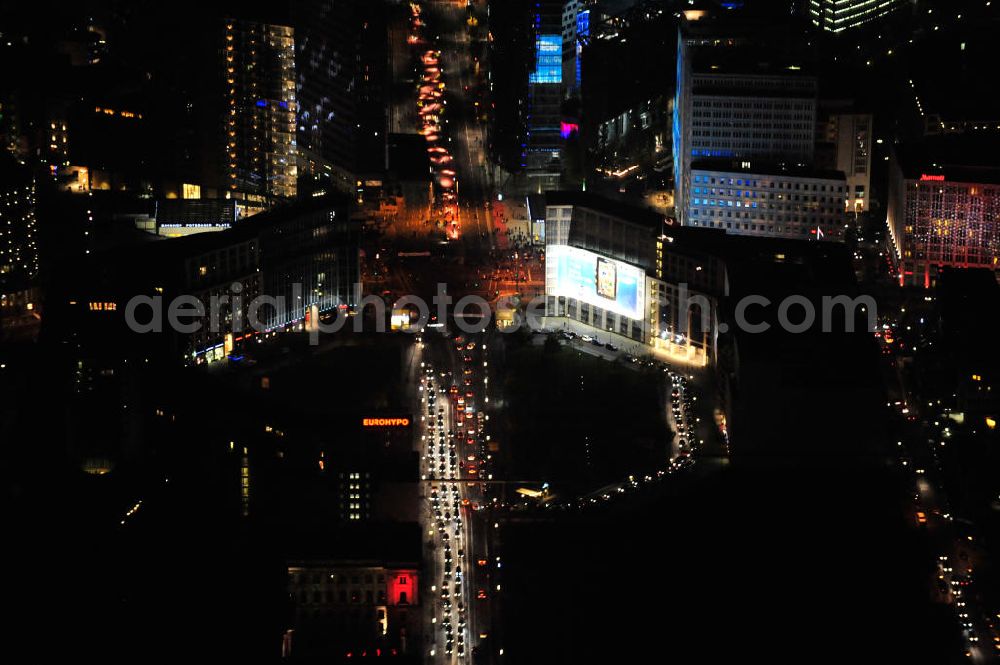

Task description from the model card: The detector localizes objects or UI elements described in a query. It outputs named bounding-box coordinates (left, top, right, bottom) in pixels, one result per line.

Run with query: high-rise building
left=0, top=156, right=39, bottom=290
left=687, top=159, right=847, bottom=241
left=526, top=0, right=567, bottom=192
left=487, top=0, right=530, bottom=175
left=293, top=0, right=389, bottom=195
left=816, top=110, right=872, bottom=213
left=223, top=19, right=298, bottom=211
left=808, top=0, right=910, bottom=33
left=561, top=0, right=588, bottom=98
left=578, top=4, right=674, bottom=181
left=887, top=139, right=1000, bottom=288
left=674, top=15, right=817, bottom=225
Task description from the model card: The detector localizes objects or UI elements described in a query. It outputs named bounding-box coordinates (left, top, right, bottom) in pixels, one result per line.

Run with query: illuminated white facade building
left=542, top=192, right=716, bottom=365
left=687, top=159, right=847, bottom=241
left=674, top=16, right=817, bottom=225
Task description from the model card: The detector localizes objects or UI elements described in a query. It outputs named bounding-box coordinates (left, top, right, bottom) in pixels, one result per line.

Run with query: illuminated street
left=6, top=1, right=1000, bottom=663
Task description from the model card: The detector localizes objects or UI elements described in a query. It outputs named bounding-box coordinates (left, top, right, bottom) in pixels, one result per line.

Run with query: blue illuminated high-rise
left=525, top=0, right=566, bottom=192
left=673, top=13, right=817, bottom=225
left=561, top=1, right=588, bottom=97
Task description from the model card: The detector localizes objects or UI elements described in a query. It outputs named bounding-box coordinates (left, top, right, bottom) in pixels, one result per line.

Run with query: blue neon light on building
left=529, top=34, right=562, bottom=84
left=577, top=10, right=590, bottom=39
left=575, top=10, right=589, bottom=90
left=691, top=148, right=734, bottom=158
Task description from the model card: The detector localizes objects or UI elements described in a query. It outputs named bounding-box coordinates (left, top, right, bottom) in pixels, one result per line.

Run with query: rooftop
left=682, top=10, right=816, bottom=78
left=153, top=192, right=355, bottom=258
left=285, top=522, right=423, bottom=566
left=690, top=53, right=816, bottom=82
left=387, top=133, right=432, bottom=182
left=692, top=158, right=845, bottom=181
left=938, top=268, right=1000, bottom=357
left=545, top=190, right=666, bottom=230
left=662, top=224, right=857, bottom=283
left=894, top=136, right=1000, bottom=185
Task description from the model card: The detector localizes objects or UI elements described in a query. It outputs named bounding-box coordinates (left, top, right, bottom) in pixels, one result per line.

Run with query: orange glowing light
left=362, top=417, right=411, bottom=428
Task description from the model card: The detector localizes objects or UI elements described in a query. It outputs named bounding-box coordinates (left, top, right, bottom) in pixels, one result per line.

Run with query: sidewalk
left=491, top=199, right=533, bottom=250
left=491, top=201, right=510, bottom=251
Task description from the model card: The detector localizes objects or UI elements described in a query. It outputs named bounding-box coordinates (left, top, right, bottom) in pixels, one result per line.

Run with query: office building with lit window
left=526, top=0, right=566, bottom=191
left=674, top=15, right=817, bottom=225
left=0, top=157, right=40, bottom=342
left=688, top=159, right=847, bottom=241
left=561, top=0, right=588, bottom=98
left=284, top=524, right=422, bottom=660
left=223, top=19, right=298, bottom=212
left=543, top=191, right=718, bottom=365
left=328, top=415, right=419, bottom=525
left=808, top=0, right=910, bottom=33
left=887, top=140, right=1000, bottom=288
left=293, top=0, right=389, bottom=195
left=543, top=192, right=660, bottom=348
left=817, top=111, right=872, bottom=213
left=0, top=156, right=39, bottom=290
left=487, top=0, right=530, bottom=175
left=182, top=196, right=361, bottom=362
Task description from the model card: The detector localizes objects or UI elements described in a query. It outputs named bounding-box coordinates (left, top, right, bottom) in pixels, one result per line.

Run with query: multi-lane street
left=415, top=351, right=468, bottom=662
left=395, top=9, right=714, bottom=662
left=403, top=0, right=495, bottom=252
left=397, top=2, right=501, bottom=663
left=412, top=327, right=496, bottom=664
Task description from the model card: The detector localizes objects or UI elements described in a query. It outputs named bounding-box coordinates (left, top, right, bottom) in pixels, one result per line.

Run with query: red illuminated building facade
left=888, top=141, right=1000, bottom=288
left=284, top=524, right=422, bottom=660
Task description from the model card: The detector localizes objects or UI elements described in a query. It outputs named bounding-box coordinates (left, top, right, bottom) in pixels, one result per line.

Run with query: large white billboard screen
left=548, top=245, right=645, bottom=320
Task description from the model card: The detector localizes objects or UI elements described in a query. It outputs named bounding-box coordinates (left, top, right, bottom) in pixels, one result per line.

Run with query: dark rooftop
left=681, top=9, right=816, bottom=78
left=545, top=190, right=666, bottom=230
left=152, top=191, right=354, bottom=258
left=692, top=158, right=845, bottom=181
left=680, top=8, right=803, bottom=40
left=388, top=133, right=432, bottom=182
left=690, top=53, right=816, bottom=82
left=526, top=193, right=547, bottom=220
left=894, top=135, right=1000, bottom=185
left=285, top=522, right=423, bottom=566
left=716, top=238, right=883, bottom=458
left=662, top=221, right=852, bottom=266
left=0, top=153, right=32, bottom=186
left=937, top=268, right=1000, bottom=355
